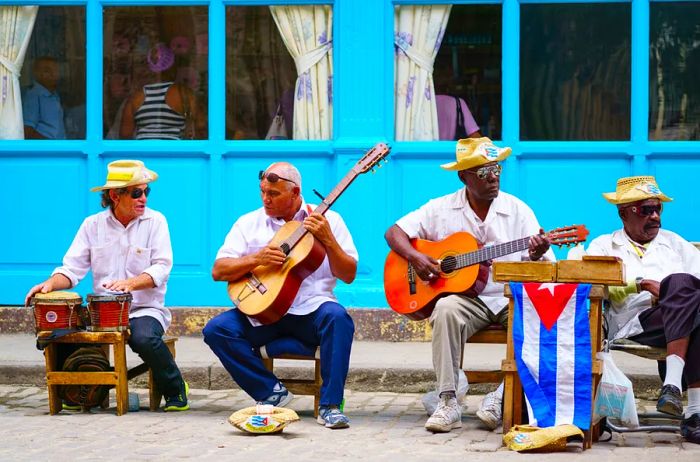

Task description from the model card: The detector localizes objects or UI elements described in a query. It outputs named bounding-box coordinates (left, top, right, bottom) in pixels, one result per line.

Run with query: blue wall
left=2, top=0, right=699, bottom=307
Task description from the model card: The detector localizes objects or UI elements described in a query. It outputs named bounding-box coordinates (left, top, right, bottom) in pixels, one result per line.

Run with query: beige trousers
left=429, top=295, right=508, bottom=393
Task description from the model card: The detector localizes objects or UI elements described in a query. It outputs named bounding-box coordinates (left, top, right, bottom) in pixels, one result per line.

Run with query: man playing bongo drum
left=25, top=160, right=189, bottom=411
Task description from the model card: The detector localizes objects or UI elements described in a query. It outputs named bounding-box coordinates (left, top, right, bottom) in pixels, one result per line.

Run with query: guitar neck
left=445, top=235, right=533, bottom=271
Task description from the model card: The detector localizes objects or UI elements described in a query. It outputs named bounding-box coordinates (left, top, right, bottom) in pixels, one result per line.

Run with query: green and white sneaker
left=164, top=381, right=189, bottom=412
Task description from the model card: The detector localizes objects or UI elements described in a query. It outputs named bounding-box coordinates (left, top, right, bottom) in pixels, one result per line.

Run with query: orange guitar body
left=384, top=232, right=482, bottom=321
left=227, top=221, right=327, bottom=324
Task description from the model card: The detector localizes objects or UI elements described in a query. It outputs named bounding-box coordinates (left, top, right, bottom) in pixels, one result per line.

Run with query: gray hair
left=100, top=187, right=128, bottom=209
left=266, top=162, right=302, bottom=191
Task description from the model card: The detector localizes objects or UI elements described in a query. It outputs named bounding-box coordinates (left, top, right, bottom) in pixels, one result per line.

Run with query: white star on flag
left=536, top=283, right=559, bottom=295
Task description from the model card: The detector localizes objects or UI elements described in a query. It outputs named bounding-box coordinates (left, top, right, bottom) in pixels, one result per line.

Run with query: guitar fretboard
left=440, top=236, right=532, bottom=272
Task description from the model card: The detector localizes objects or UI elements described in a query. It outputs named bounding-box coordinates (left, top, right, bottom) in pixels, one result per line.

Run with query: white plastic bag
left=593, top=351, right=639, bottom=427
left=265, top=105, right=288, bottom=140
left=422, top=369, right=469, bottom=416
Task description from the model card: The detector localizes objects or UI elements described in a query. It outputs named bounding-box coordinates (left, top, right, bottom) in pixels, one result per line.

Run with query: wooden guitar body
left=384, top=232, right=480, bottom=320
left=227, top=221, right=327, bottom=324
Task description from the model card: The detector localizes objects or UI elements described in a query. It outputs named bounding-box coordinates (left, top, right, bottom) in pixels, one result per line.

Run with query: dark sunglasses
left=629, top=204, right=662, bottom=217
left=128, top=186, right=150, bottom=199
left=467, top=164, right=502, bottom=180
left=258, top=170, right=297, bottom=186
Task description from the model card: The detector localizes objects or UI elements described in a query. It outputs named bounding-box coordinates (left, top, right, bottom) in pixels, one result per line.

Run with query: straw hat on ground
left=90, top=160, right=158, bottom=192
left=602, top=175, right=672, bottom=205
left=441, top=137, right=512, bottom=171
left=228, top=405, right=300, bottom=434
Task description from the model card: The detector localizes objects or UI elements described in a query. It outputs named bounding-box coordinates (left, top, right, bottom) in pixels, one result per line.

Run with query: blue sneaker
left=317, top=406, right=350, bottom=429
left=258, top=383, right=294, bottom=407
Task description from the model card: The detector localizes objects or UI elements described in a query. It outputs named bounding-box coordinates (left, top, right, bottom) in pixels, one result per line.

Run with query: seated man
left=203, top=162, right=357, bottom=429
left=586, top=175, right=700, bottom=444
left=385, top=137, right=553, bottom=432
left=23, top=56, right=66, bottom=140
left=25, top=160, right=189, bottom=411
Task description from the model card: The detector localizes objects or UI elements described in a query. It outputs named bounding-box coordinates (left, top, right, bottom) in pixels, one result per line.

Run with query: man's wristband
left=635, top=277, right=643, bottom=293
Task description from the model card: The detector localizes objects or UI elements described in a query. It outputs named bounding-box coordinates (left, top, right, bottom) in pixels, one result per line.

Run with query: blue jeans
left=128, top=316, right=184, bottom=398
left=203, top=302, right=354, bottom=406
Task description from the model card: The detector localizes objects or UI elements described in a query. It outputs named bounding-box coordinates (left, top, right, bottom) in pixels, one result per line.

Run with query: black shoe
left=657, top=384, right=683, bottom=417
left=164, top=381, right=189, bottom=412
left=681, top=413, right=700, bottom=444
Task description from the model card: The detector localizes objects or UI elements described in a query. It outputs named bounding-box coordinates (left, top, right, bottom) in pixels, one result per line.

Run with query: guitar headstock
left=546, top=225, right=590, bottom=247
left=354, top=143, right=390, bottom=174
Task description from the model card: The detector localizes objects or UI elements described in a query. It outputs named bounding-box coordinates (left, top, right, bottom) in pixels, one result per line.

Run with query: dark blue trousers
left=203, top=302, right=354, bottom=406
left=128, top=316, right=184, bottom=398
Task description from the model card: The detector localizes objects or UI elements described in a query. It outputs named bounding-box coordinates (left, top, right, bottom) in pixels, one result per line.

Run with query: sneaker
left=657, top=384, right=683, bottom=417
left=62, top=401, right=81, bottom=411
left=425, top=394, right=462, bottom=433
left=317, top=406, right=350, bottom=429
left=681, top=413, right=700, bottom=444
left=476, top=389, right=503, bottom=430
left=164, top=381, right=190, bottom=412
left=258, top=383, right=294, bottom=408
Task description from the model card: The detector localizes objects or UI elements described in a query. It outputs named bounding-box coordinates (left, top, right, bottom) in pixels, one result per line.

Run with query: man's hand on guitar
left=528, top=231, right=551, bottom=261
left=255, top=245, right=287, bottom=267
left=303, top=213, right=336, bottom=248
left=409, top=253, right=441, bottom=281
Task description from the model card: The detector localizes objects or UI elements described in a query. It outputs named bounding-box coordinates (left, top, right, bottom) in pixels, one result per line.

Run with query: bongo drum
left=31, top=291, right=83, bottom=333
left=87, top=293, right=132, bottom=332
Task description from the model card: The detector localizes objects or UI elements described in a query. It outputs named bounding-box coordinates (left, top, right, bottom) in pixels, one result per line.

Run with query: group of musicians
left=24, top=137, right=700, bottom=443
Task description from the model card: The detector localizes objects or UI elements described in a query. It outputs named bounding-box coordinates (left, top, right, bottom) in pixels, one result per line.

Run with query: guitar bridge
left=247, top=273, right=267, bottom=294
left=232, top=273, right=267, bottom=307
left=407, top=264, right=417, bottom=295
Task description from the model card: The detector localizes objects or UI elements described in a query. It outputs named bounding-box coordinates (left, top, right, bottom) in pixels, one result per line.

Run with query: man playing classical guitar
left=385, top=138, right=554, bottom=433
left=203, top=162, right=358, bottom=429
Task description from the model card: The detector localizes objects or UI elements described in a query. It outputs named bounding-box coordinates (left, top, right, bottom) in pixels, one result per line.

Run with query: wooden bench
left=259, top=343, right=321, bottom=417
left=462, top=324, right=506, bottom=384
left=40, top=331, right=178, bottom=415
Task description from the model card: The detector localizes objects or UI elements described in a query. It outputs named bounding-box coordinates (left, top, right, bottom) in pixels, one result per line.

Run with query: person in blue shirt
left=23, top=56, right=66, bottom=140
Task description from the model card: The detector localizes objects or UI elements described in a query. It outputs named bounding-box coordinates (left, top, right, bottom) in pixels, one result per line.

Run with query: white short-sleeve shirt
left=395, top=188, right=555, bottom=314
left=216, top=198, right=359, bottom=321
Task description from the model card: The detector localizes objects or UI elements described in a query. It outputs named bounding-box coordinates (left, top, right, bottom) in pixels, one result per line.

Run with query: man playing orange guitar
left=385, top=138, right=554, bottom=433
left=203, top=162, right=358, bottom=429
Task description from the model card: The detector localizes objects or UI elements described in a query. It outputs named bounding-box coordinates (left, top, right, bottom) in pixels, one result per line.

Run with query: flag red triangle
left=523, top=283, right=578, bottom=331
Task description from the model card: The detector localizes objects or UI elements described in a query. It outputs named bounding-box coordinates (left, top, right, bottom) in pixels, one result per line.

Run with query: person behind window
left=586, top=176, right=700, bottom=445
left=119, top=43, right=204, bottom=140
left=22, top=56, right=66, bottom=140
left=435, top=94, right=482, bottom=140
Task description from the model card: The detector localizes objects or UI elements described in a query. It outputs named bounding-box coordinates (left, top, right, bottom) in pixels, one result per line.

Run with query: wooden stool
left=127, top=336, right=178, bottom=411
left=462, top=324, right=507, bottom=384
left=260, top=344, right=321, bottom=417
left=40, top=331, right=129, bottom=415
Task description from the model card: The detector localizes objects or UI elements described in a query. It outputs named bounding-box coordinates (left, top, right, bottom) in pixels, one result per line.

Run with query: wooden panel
left=468, top=328, right=507, bottom=344
left=465, top=371, right=503, bottom=384
left=493, top=261, right=557, bottom=282
left=46, top=371, right=118, bottom=385
left=557, top=256, right=625, bottom=285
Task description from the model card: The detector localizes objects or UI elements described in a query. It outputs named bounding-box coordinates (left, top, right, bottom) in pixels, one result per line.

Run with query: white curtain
left=0, top=6, right=38, bottom=140
left=270, top=5, right=332, bottom=140
left=394, top=5, right=451, bottom=141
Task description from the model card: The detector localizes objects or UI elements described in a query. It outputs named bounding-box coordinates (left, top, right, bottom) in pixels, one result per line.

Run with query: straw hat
left=602, top=175, right=672, bottom=205
left=441, top=137, right=512, bottom=171
left=228, top=405, right=300, bottom=434
left=90, top=160, right=158, bottom=192
left=503, top=424, right=584, bottom=452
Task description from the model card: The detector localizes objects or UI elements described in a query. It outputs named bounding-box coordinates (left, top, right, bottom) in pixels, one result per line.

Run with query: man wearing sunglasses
left=586, top=176, right=700, bottom=444
left=205, top=162, right=358, bottom=429
left=25, top=159, right=189, bottom=412
left=385, top=137, right=553, bottom=433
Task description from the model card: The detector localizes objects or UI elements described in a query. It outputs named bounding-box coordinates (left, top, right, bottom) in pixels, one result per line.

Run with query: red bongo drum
left=31, top=291, right=83, bottom=333
left=86, top=293, right=132, bottom=332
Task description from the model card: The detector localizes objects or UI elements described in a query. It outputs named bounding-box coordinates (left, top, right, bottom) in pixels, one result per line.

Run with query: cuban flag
left=511, top=282, right=592, bottom=430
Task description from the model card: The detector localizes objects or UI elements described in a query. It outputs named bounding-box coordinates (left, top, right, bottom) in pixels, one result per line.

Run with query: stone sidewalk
left=1, top=385, right=697, bottom=461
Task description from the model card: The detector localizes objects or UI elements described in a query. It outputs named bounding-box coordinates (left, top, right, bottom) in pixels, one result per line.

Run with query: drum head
left=87, top=292, right=133, bottom=302
left=32, top=291, right=82, bottom=304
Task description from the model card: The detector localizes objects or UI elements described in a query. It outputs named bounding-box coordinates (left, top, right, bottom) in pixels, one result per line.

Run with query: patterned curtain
left=270, top=5, right=333, bottom=140
left=394, top=5, right=451, bottom=141
left=0, top=6, right=38, bottom=140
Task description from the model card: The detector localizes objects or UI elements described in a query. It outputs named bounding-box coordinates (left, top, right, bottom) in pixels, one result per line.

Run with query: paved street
left=1, top=385, right=698, bottom=461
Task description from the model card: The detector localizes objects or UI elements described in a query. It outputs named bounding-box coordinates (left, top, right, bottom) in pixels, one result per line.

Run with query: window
left=649, top=2, right=700, bottom=141
left=103, top=6, right=209, bottom=140
left=520, top=3, right=631, bottom=140
left=20, top=6, right=85, bottom=140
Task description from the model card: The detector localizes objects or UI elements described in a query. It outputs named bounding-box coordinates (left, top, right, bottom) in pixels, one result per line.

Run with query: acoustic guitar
left=383, top=225, right=589, bottom=320
left=228, top=143, right=390, bottom=324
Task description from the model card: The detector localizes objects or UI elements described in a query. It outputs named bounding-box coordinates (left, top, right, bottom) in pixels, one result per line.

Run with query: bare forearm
left=385, top=225, right=419, bottom=260
left=325, top=240, right=357, bottom=284
left=212, top=255, right=259, bottom=282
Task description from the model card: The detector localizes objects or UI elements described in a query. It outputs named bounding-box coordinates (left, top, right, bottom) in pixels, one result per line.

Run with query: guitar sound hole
left=440, top=256, right=457, bottom=274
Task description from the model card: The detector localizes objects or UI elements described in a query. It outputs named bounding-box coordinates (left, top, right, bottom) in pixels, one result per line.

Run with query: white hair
left=265, top=162, right=302, bottom=191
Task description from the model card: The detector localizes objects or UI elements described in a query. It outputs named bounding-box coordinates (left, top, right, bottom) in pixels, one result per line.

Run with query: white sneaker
left=476, top=389, right=502, bottom=430
left=425, top=394, right=462, bottom=433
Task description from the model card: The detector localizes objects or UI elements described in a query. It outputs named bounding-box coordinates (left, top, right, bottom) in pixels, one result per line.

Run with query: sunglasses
left=467, top=164, right=502, bottom=180
left=128, top=186, right=150, bottom=199
left=628, top=204, right=662, bottom=217
left=258, top=170, right=297, bottom=186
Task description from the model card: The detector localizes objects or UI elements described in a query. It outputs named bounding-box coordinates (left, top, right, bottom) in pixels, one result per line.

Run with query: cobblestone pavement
left=1, top=385, right=698, bottom=461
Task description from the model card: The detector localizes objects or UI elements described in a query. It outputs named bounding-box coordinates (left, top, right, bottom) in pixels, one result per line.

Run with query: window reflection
left=103, top=6, right=208, bottom=140
left=20, top=6, right=85, bottom=139
left=649, top=2, right=700, bottom=141
left=520, top=4, right=631, bottom=140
